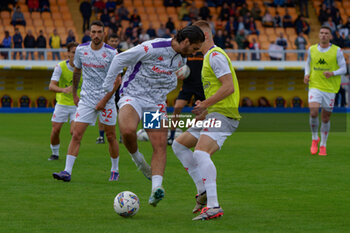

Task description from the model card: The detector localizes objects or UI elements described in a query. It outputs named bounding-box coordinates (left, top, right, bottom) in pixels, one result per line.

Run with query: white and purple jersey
left=74, top=42, right=118, bottom=107
left=103, top=38, right=186, bottom=104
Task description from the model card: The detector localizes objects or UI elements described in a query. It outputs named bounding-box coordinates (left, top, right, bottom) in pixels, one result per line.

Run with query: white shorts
left=51, top=104, right=77, bottom=123
left=187, top=112, right=239, bottom=149
left=74, top=103, right=117, bottom=126
left=308, top=88, right=336, bottom=112
left=118, top=96, right=167, bottom=120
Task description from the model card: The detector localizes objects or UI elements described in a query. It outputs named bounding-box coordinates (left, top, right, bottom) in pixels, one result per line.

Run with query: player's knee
left=52, top=127, right=61, bottom=135
left=72, top=131, right=83, bottom=142
left=172, top=140, right=184, bottom=155
left=122, top=127, right=135, bottom=138
left=310, top=111, right=318, bottom=118
left=105, top=131, right=116, bottom=143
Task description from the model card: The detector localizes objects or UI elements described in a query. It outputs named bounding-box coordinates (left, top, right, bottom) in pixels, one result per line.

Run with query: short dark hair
left=90, top=20, right=104, bottom=30
left=108, top=33, right=119, bottom=40
left=67, top=42, right=79, bottom=52
left=320, top=26, right=332, bottom=33
left=175, top=25, right=205, bottom=44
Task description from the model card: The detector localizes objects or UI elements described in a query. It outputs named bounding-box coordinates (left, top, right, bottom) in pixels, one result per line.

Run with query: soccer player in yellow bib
left=172, top=20, right=241, bottom=221
left=48, top=42, right=81, bottom=160
left=304, top=26, right=346, bottom=156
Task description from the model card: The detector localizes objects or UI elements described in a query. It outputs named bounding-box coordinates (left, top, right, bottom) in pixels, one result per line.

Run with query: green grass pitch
left=0, top=113, right=349, bottom=233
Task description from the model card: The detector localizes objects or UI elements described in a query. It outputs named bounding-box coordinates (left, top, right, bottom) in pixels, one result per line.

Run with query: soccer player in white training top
left=103, top=25, right=205, bottom=206
left=48, top=42, right=81, bottom=161
left=172, top=20, right=241, bottom=221
left=53, top=21, right=121, bottom=182
left=304, top=26, right=346, bottom=156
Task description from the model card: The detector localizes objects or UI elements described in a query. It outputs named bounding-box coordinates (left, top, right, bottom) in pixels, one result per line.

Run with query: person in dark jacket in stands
left=80, top=0, right=92, bottom=32
left=24, top=29, right=36, bottom=60
left=13, top=28, right=23, bottom=60
left=36, top=30, right=47, bottom=60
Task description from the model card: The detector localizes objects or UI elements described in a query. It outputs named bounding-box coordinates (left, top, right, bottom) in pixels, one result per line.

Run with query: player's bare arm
left=49, top=80, right=72, bottom=94
left=304, top=74, right=310, bottom=84
left=96, top=75, right=122, bottom=111
left=72, top=67, right=82, bottom=106
left=192, top=73, right=234, bottom=116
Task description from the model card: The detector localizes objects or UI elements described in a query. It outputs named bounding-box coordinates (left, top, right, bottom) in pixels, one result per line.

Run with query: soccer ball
left=113, top=191, right=140, bottom=217
left=175, top=65, right=191, bottom=79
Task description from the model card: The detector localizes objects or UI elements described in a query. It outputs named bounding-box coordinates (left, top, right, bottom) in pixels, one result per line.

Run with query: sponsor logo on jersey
left=316, top=58, right=327, bottom=65
left=158, top=56, right=163, bottom=61
left=151, top=66, right=172, bottom=75
left=143, top=45, right=149, bottom=53
left=212, top=52, right=219, bottom=57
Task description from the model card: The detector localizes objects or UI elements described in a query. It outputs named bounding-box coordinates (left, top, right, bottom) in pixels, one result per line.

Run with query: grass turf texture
left=0, top=113, right=349, bottom=233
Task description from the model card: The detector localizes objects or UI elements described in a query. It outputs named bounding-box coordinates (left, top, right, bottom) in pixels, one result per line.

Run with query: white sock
left=172, top=141, right=205, bottom=194
left=130, top=149, right=145, bottom=165
left=152, top=175, right=163, bottom=191
left=64, top=155, right=76, bottom=175
left=309, top=116, right=319, bottom=140
left=194, top=150, right=219, bottom=208
left=50, top=144, right=60, bottom=156
left=320, top=121, right=330, bottom=147
left=111, top=156, right=119, bottom=172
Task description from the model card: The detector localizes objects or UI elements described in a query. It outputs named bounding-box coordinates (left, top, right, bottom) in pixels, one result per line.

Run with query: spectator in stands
left=100, top=9, right=111, bottom=27
left=146, top=22, right=157, bottom=39
left=163, top=28, right=172, bottom=38
left=258, top=97, right=271, bottom=107
left=283, top=8, right=294, bottom=28
left=330, top=2, right=339, bottom=16
left=157, top=23, right=167, bottom=38
left=274, top=0, right=285, bottom=7
left=276, top=32, right=288, bottom=59
left=225, top=16, right=235, bottom=37
left=333, top=11, right=342, bottom=26
left=36, top=30, right=46, bottom=60
left=339, top=19, right=349, bottom=39
left=262, top=9, right=274, bottom=27
left=294, top=31, right=307, bottom=61
left=298, top=0, right=308, bottom=17
left=236, top=29, right=249, bottom=60
left=0, top=0, right=13, bottom=12
left=295, top=15, right=310, bottom=35
left=24, top=29, right=36, bottom=60
left=39, top=0, right=50, bottom=13
left=13, top=28, right=23, bottom=60
left=106, top=0, right=117, bottom=13
left=188, top=1, right=199, bottom=20
left=228, top=2, right=236, bottom=18
left=274, top=11, right=282, bottom=27
left=119, top=37, right=133, bottom=51
left=49, top=29, right=61, bottom=60
left=318, top=4, right=328, bottom=24
left=139, top=28, right=150, bottom=43
left=251, top=3, right=261, bottom=21
left=93, top=0, right=105, bottom=14
left=249, top=38, right=261, bottom=61
left=118, top=4, right=129, bottom=21
left=109, top=17, right=119, bottom=33
left=239, top=3, right=250, bottom=18
left=166, top=17, right=176, bottom=34
left=131, top=28, right=140, bottom=46
left=199, top=2, right=210, bottom=20
left=179, top=2, right=190, bottom=21
left=124, top=21, right=134, bottom=39
left=129, top=8, right=141, bottom=27
left=235, top=16, right=248, bottom=36
left=224, top=36, right=234, bottom=49
left=66, top=29, right=76, bottom=45
left=213, top=29, right=226, bottom=48
left=11, top=6, right=26, bottom=27
left=245, top=17, right=259, bottom=35
left=1, top=31, right=12, bottom=59
left=28, top=0, right=39, bottom=12
left=80, top=0, right=92, bottom=32
left=332, top=30, right=345, bottom=48
left=219, top=2, right=230, bottom=21
left=241, top=97, right=254, bottom=107
left=81, top=29, right=91, bottom=43
left=323, top=16, right=336, bottom=35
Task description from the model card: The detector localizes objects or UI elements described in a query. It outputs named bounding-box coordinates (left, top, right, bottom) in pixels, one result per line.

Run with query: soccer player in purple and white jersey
left=103, top=25, right=205, bottom=206
left=53, top=21, right=121, bottom=182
